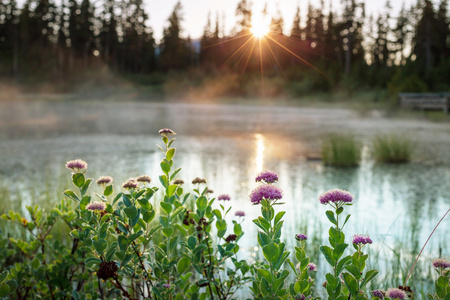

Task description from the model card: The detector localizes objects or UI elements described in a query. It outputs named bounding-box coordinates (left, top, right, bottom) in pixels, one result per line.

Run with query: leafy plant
left=322, top=134, right=361, bottom=167
left=372, top=134, right=413, bottom=163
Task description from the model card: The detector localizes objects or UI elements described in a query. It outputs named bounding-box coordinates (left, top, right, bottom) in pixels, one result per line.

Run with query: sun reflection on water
left=255, top=133, right=265, bottom=172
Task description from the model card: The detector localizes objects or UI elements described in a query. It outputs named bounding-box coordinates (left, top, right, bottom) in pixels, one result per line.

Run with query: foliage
left=372, top=135, right=413, bottom=163
left=0, top=129, right=447, bottom=299
left=321, top=134, right=361, bottom=167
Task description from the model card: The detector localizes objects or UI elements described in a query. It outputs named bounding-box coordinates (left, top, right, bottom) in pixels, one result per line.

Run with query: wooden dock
left=399, top=93, right=450, bottom=113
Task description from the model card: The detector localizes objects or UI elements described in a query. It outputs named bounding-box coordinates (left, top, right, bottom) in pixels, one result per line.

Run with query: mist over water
left=0, top=100, right=449, bottom=294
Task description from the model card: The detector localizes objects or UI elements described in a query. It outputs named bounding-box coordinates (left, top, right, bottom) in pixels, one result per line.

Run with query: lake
left=1, top=100, right=449, bottom=295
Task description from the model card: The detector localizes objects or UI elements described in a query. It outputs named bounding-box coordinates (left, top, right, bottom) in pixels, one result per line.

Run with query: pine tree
left=235, top=0, right=251, bottom=35
left=290, top=5, right=301, bottom=39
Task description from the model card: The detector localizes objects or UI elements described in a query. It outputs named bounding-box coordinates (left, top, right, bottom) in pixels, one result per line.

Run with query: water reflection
left=0, top=103, right=449, bottom=295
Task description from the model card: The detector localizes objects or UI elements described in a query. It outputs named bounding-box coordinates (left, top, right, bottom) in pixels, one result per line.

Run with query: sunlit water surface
left=0, top=101, right=449, bottom=296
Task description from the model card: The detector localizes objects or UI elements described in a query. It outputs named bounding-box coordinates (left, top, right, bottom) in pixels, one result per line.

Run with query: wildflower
left=249, top=184, right=283, bottom=204
left=192, top=177, right=207, bottom=185
left=352, top=234, right=373, bottom=245
left=307, top=263, right=317, bottom=271
left=122, top=178, right=138, bottom=189
left=65, top=159, right=88, bottom=173
left=319, top=189, right=353, bottom=205
left=225, top=234, right=237, bottom=243
left=136, top=175, right=151, bottom=184
left=371, top=290, right=384, bottom=299
left=86, top=201, right=106, bottom=211
left=21, top=218, right=28, bottom=226
left=173, top=179, right=184, bottom=185
left=235, top=211, right=245, bottom=217
left=432, top=258, right=450, bottom=269
left=97, top=261, right=118, bottom=280
left=386, top=288, right=407, bottom=299
left=162, top=283, right=170, bottom=288
left=206, top=189, right=214, bottom=194
left=255, top=171, right=279, bottom=184
left=218, top=194, right=231, bottom=201
left=295, top=234, right=307, bottom=241
left=159, top=128, right=176, bottom=136
left=96, top=176, right=113, bottom=187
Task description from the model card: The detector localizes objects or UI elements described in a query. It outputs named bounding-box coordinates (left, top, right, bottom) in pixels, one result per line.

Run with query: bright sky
left=146, top=0, right=419, bottom=42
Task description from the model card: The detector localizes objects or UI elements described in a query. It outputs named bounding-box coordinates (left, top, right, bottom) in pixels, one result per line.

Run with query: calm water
left=1, top=100, right=449, bottom=294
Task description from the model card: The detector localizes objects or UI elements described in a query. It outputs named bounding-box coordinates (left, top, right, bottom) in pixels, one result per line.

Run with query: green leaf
left=342, top=272, right=359, bottom=297
left=105, top=242, right=117, bottom=262
left=142, top=210, right=155, bottom=223
left=80, top=196, right=91, bottom=211
left=196, top=196, right=207, bottom=211
left=118, top=235, right=128, bottom=251
left=0, top=271, right=7, bottom=284
left=177, top=257, right=190, bottom=274
left=187, top=236, right=197, bottom=249
left=274, top=211, right=285, bottom=225
left=326, top=210, right=337, bottom=226
left=262, top=242, right=280, bottom=263
left=159, top=175, right=169, bottom=188
left=333, top=243, right=348, bottom=261
left=124, top=206, right=138, bottom=219
left=213, top=209, right=222, bottom=220
left=167, top=148, right=176, bottom=160
left=258, top=268, right=273, bottom=283
left=81, top=178, right=92, bottom=195
left=64, top=190, right=79, bottom=202
left=361, top=269, right=378, bottom=288
left=345, top=265, right=362, bottom=280
left=160, top=202, right=173, bottom=214
left=104, top=185, right=113, bottom=197
left=162, top=227, right=174, bottom=237
left=72, top=173, right=85, bottom=188
left=122, top=194, right=132, bottom=207
left=336, top=255, right=352, bottom=275
left=160, top=161, right=170, bottom=174
left=342, top=214, right=351, bottom=228
left=170, top=168, right=182, bottom=181
left=336, top=207, right=344, bottom=215
left=128, top=230, right=143, bottom=244
left=167, top=184, right=177, bottom=197
left=93, top=239, right=108, bottom=254
left=0, top=284, right=10, bottom=297
left=216, top=219, right=226, bottom=231
left=85, top=257, right=102, bottom=266
left=320, top=245, right=336, bottom=265
left=234, top=223, right=242, bottom=236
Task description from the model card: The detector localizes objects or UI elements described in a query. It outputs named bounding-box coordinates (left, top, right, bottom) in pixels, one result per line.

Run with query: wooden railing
left=399, top=93, right=450, bottom=113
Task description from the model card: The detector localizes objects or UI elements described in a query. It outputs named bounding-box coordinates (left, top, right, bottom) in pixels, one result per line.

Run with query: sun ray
left=239, top=37, right=257, bottom=81
left=218, top=35, right=254, bottom=69
left=263, top=37, right=287, bottom=79
left=201, top=32, right=253, bottom=50
left=264, top=34, right=333, bottom=81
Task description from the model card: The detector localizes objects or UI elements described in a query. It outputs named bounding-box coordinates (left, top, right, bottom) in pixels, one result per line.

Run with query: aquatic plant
left=321, top=134, right=361, bottom=167
left=372, top=134, right=413, bottom=163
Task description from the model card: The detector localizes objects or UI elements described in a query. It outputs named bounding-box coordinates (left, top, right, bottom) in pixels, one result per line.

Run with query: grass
left=321, top=134, right=361, bottom=167
left=372, top=134, right=413, bottom=163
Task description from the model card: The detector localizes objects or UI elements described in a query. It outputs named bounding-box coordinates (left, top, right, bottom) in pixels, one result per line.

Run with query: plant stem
left=404, top=208, right=450, bottom=286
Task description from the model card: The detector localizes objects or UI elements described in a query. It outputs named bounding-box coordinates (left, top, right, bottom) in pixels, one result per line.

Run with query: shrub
left=321, top=134, right=361, bottom=167
left=372, top=135, right=413, bottom=163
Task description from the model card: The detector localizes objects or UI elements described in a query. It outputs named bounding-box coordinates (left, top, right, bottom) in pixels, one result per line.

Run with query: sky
left=146, top=0, right=419, bottom=42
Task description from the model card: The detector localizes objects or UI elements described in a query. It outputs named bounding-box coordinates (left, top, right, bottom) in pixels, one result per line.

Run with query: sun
left=251, top=17, right=270, bottom=38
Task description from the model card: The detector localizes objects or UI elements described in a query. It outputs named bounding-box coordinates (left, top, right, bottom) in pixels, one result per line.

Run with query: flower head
left=136, top=175, right=151, bottom=184
left=159, top=128, right=176, bottom=137
left=319, top=189, right=353, bottom=205
left=206, top=189, right=214, bottom=194
left=295, top=234, right=308, bottom=241
left=192, top=177, right=207, bottom=185
left=386, top=288, right=406, bottom=299
left=97, top=261, right=118, bottom=280
left=122, top=178, right=138, bottom=189
left=173, top=179, right=184, bottom=185
left=162, top=283, right=170, bottom=288
left=352, top=234, right=373, bottom=245
left=307, top=263, right=317, bottom=271
left=86, top=201, right=106, bottom=211
left=225, top=234, right=237, bottom=243
left=255, top=171, right=279, bottom=184
left=432, top=258, right=450, bottom=269
left=235, top=211, right=245, bottom=217
left=65, top=159, right=88, bottom=173
left=96, top=176, right=113, bottom=187
left=250, top=184, right=283, bottom=204
left=371, top=290, right=384, bottom=299
left=218, top=194, right=231, bottom=201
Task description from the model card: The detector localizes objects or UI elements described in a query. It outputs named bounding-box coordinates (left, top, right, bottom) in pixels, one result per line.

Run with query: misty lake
left=0, top=100, right=449, bottom=294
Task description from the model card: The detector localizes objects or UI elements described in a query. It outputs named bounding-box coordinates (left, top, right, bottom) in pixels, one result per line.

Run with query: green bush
left=372, top=134, right=413, bottom=163
left=321, top=134, right=361, bottom=167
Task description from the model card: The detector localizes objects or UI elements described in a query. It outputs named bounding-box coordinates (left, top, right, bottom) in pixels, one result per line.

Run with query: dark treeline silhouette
left=0, top=0, right=448, bottom=93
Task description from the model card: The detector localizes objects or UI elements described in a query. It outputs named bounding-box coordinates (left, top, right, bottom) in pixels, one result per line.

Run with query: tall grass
left=372, top=134, right=413, bottom=163
left=321, top=134, right=360, bottom=167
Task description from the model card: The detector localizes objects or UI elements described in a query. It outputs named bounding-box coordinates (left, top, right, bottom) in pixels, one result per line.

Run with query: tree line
left=0, top=0, right=448, bottom=92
